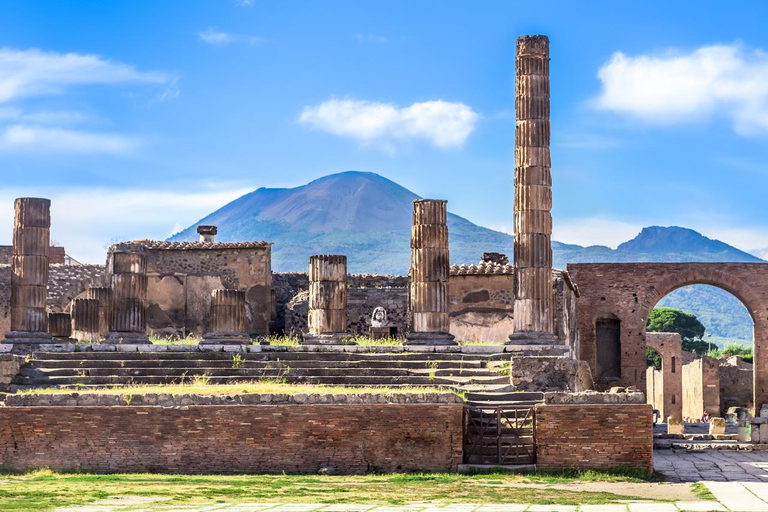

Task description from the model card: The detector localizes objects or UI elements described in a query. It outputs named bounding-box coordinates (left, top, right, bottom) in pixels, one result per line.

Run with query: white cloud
left=355, top=33, right=388, bottom=44
left=0, top=125, right=138, bottom=154
left=553, top=217, right=644, bottom=248
left=299, top=97, right=479, bottom=149
left=0, top=186, right=252, bottom=263
left=594, top=43, right=768, bottom=135
left=0, top=47, right=171, bottom=104
left=198, top=29, right=262, bottom=47
left=752, top=248, right=768, bottom=261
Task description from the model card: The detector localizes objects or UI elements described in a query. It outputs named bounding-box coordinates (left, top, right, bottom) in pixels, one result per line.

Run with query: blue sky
left=1, top=0, right=767, bottom=263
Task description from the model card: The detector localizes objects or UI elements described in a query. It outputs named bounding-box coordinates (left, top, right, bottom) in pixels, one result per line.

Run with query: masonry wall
left=534, top=403, right=653, bottom=471
left=0, top=264, right=108, bottom=340
left=683, top=356, right=721, bottom=420
left=110, top=243, right=272, bottom=337
left=0, top=403, right=463, bottom=474
left=719, top=357, right=754, bottom=413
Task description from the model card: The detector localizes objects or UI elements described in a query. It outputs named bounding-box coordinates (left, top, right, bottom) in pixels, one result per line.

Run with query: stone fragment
left=667, top=416, right=684, bottom=435
left=709, top=417, right=726, bottom=435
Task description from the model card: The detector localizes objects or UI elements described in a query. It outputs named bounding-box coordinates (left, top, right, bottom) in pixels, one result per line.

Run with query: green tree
left=647, top=307, right=710, bottom=360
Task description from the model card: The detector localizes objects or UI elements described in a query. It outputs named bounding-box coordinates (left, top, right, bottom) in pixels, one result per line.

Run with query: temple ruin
left=0, top=34, right=764, bottom=475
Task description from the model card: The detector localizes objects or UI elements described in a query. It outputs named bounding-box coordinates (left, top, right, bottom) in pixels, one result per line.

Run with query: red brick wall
left=0, top=404, right=463, bottom=474
left=534, top=404, right=653, bottom=471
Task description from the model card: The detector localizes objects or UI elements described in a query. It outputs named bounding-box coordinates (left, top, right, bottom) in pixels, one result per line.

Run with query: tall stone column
left=510, top=35, right=557, bottom=344
left=72, top=298, right=100, bottom=343
left=106, top=252, right=148, bottom=343
left=85, top=287, right=113, bottom=337
left=48, top=312, right=73, bottom=342
left=6, top=198, right=51, bottom=344
left=305, top=255, right=348, bottom=344
left=407, top=199, right=455, bottom=345
left=202, top=289, right=250, bottom=345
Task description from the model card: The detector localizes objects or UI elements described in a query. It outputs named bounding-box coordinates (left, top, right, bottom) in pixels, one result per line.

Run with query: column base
left=4, top=331, right=52, bottom=344
left=201, top=332, right=251, bottom=345
left=104, top=332, right=149, bottom=344
left=405, top=332, right=457, bottom=346
left=506, top=331, right=559, bottom=345
left=303, top=333, right=354, bottom=345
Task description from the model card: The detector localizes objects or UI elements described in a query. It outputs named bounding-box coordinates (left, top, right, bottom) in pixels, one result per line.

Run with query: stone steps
left=27, top=359, right=486, bottom=370
left=464, top=391, right=544, bottom=408
left=19, top=366, right=498, bottom=378
left=29, top=351, right=508, bottom=361
left=11, top=374, right=509, bottom=388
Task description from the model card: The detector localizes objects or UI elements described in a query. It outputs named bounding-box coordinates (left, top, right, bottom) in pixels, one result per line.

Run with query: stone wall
left=110, top=242, right=272, bottom=337
left=0, top=245, right=65, bottom=264
left=277, top=269, right=578, bottom=344
left=0, top=403, right=463, bottom=474
left=683, top=356, right=721, bottom=420
left=646, top=332, right=683, bottom=421
left=720, top=356, right=754, bottom=413
left=534, top=403, right=653, bottom=471
left=0, top=264, right=107, bottom=340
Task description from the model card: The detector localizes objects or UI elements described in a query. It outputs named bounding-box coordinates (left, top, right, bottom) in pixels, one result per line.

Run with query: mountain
left=171, top=170, right=764, bottom=342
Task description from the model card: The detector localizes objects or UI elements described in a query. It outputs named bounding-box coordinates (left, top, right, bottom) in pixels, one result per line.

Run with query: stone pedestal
left=84, top=287, right=112, bottom=337
left=509, top=35, right=557, bottom=345
left=72, top=298, right=101, bottom=343
left=304, top=255, right=349, bottom=345
left=105, top=252, right=148, bottom=344
left=48, top=312, right=73, bottom=342
left=5, top=198, right=52, bottom=344
left=202, top=289, right=250, bottom=345
left=406, top=200, right=456, bottom=346
left=667, top=416, right=684, bottom=435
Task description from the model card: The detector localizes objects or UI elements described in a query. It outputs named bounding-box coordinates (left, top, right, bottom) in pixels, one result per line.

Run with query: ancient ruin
left=0, top=34, right=764, bottom=477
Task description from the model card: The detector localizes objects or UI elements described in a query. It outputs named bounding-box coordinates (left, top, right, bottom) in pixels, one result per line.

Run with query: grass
left=0, top=469, right=667, bottom=512
left=691, top=482, right=717, bottom=501
left=15, top=380, right=458, bottom=396
left=149, top=334, right=200, bottom=345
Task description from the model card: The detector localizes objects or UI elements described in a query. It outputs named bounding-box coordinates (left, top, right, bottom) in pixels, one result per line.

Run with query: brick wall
left=0, top=403, right=463, bottom=474
left=534, top=404, right=653, bottom=471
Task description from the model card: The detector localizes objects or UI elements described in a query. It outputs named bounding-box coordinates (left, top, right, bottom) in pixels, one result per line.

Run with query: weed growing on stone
left=231, top=354, right=244, bottom=369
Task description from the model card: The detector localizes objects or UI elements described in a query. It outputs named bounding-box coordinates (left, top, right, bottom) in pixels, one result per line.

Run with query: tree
left=647, top=307, right=709, bottom=359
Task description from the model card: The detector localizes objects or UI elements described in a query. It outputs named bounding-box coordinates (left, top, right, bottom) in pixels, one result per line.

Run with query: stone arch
left=567, top=263, right=768, bottom=409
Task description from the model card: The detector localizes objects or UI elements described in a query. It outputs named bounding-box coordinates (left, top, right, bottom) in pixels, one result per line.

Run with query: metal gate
left=463, top=406, right=535, bottom=465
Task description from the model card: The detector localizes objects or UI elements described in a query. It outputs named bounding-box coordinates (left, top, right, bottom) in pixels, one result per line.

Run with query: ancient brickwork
left=720, top=356, right=754, bottom=413
left=535, top=404, right=653, bottom=471
left=0, top=404, right=463, bottom=474
left=109, top=241, right=272, bottom=337
left=646, top=332, right=683, bottom=422
left=683, top=355, right=721, bottom=419
left=568, top=262, right=768, bottom=407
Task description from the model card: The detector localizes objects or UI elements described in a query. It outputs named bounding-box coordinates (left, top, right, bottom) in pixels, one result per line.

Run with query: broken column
left=48, top=312, right=73, bottom=342
left=106, top=252, right=148, bottom=343
left=71, top=298, right=100, bottom=343
left=84, top=287, right=113, bottom=337
left=6, top=198, right=52, bottom=344
left=406, top=199, right=455, bottom=345
left=304, top=255, right=348, bottom=344
left=202, top=289, right=250, bottom=345
left=197, top=225, right=217, bottom=243
left=510, top=35, right=557, bottom=344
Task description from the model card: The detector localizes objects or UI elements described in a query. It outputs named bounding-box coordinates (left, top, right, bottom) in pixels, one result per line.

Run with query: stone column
left=72, top=298, right=100, bottom=343
left=6, top=198, right=52, bottom=344
left=406, top=199, right=455, bottom=345
left=85, top=287, right=113, bottom=337
left=202, top=289, right=250, bottom=345
left=305, top=255, right=348, bottom=344
left=106, top=252, right=148, bottom=343
left=510, top=35, right=557, bottom=344
left=48, top=312, right=73, bottom=342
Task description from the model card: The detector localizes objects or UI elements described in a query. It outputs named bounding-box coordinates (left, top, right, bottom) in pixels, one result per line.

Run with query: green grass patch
left=15, top=381, right=458, bottom=397
left=0, top=470, right=666, bottom=512
left=149, top=334, right=200, bottom=345
left=691, top=482, right=717, bottom=501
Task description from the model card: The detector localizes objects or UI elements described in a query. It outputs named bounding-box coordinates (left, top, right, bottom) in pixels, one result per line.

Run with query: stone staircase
left=12, top=350, right=515, bottom=392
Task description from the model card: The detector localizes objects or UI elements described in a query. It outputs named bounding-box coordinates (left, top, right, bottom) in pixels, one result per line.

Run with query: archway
left=568, top=263, right=768, bottom=408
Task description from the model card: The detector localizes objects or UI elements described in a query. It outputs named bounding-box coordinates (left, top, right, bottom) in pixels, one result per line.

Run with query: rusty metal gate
left=463, top=406, right=535, bottom=465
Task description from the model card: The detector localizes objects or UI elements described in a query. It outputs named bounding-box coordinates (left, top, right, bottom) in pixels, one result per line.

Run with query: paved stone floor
left=654, top=449, right=768, bottom=483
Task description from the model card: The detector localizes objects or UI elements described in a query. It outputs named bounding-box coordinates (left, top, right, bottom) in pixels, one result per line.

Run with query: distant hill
left=171, top=170, right=763, bottom=342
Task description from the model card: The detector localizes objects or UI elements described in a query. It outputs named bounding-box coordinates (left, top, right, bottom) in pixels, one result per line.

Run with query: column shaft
left=407, top=199, right=455, bottom=345
left=305, top=255, right=348, bottom=344
left=202, top=289, right=249, bottom=345
left=511, top=35, right=557, bottom=343
left=106, top=252, right=148, bottom=343
left=72, top=298, right=100, bottom=343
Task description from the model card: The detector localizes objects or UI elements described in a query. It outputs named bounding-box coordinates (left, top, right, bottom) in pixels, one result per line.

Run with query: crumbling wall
left=449, top=274, right=514, bottom=342
left=720, top=356, right=754, bottom=413
left=0, top=263, right=107, bottom=340
left=683, top=355, right=721, bottom=420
